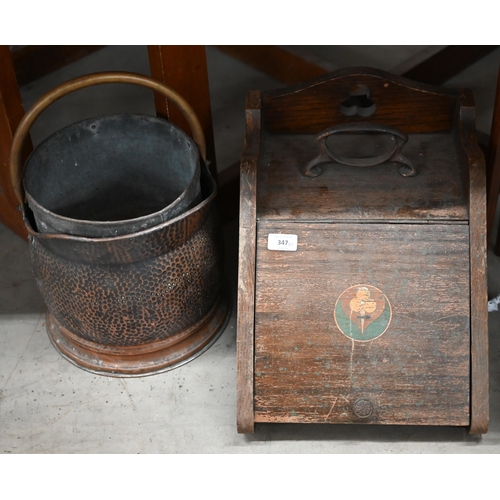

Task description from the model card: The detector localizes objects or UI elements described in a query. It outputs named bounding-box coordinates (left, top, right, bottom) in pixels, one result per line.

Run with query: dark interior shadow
left=0, top=224, right=46, bottom=316
left=243, top=422, right=493, bottom=446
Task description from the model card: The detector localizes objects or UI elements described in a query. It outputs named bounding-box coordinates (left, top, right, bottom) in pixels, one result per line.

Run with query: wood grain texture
left=254, top=222, right=470, bottom=426
left=458, top=92, right=489, bottom=434
left=260, top=68, right=459, bottom=135
left=237, top=67, right=488, bottom=433
left=0, top=46, right=29, bottom=240
left=147, top=46, right=218, bottom=180
left=257, top=132, right=468, bottom=222
left=236, top=91, right=261, bottom=433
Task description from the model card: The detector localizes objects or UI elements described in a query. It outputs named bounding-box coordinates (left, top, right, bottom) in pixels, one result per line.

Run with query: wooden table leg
left=0, top=45, right=30, bottom=240
left=216, top=45, right=499, bottom=88
left=147, top=46, right=218, bottom=182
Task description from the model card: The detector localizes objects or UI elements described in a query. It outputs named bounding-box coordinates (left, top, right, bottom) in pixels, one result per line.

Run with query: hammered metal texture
left=26, top=183, right=213, bottom=266
left=29, top=207, right=223, bottom=347
left=26, top=166, right=225, bottom=348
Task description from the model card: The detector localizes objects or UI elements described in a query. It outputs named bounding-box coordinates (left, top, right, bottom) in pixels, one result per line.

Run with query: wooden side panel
left=260, top=68, right=459, bottom=135
left=147, top=46, right=217, bottom=180
left=254, top=222, right=470, bottom=426
left=236, top=91, right=261, bottom=433
left=459, top=95, right=489, bottom=434
left=0, top=46, right=29, bottom=240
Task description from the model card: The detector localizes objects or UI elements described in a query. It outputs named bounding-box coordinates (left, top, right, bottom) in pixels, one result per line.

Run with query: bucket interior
left=24, top=114, right=199, bottom=224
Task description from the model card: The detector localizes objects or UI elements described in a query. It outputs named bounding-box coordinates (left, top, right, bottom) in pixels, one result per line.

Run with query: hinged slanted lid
left=254, top=68, right=472, bottom=223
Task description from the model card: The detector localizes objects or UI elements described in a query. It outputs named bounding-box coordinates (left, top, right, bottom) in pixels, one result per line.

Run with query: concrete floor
left=2, top=46, right=500, bottom=454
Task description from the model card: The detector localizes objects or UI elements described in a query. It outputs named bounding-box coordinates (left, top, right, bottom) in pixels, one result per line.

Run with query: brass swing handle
left=301, top=122, right=417, bottom=178
left=9, top=71, right=207, bottom=206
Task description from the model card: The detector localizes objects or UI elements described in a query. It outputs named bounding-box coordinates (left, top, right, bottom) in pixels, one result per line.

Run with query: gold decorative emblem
left=334, top=285, right=392, bottom=341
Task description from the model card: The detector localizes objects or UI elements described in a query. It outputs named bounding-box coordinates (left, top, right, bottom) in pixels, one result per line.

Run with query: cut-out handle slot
left=340, top=85, right=376, bottom=117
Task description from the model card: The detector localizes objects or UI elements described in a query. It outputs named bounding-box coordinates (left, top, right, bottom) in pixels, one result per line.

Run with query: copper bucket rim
left=9, top=71, right=207, bottom=237
left=23, top=113, right=202, bottom=237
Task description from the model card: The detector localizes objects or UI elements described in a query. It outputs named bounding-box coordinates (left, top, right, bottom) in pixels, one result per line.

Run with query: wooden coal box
left=236, top=68, right=488, bottom=434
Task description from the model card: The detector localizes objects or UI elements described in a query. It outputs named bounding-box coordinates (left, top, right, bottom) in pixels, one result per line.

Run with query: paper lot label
left=267, top=233, right=298, bottom=251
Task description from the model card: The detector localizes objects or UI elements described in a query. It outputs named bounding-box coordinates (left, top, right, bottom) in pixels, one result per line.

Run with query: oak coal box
left=236, top=67, right=488, bottom=434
